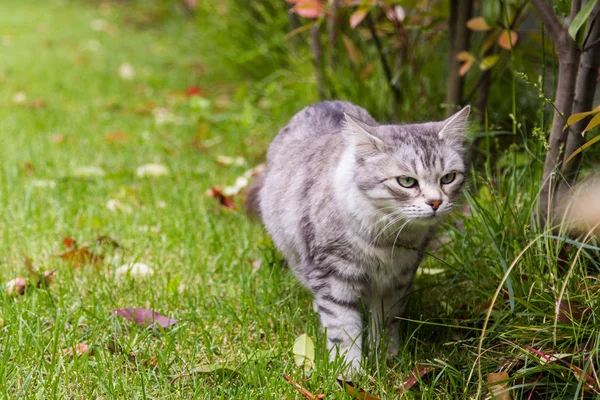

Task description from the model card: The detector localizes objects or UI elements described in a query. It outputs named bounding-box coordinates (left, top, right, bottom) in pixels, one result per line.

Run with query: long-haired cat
left=249, top=101, right=470, bottom=374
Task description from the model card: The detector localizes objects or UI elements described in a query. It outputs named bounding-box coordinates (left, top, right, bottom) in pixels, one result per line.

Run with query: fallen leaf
left=136, top=163, right=170, bottom=178
left=338, top=379, right=381, bottom=400
left=398, top=364, right=435, bottom=394
left=115, top=263, right=154, bottom=279
left=97, top=235, right=121, bottom=248
left=118, top=63, right=136, bottom=80
left=283, top=374, right=324, bottom=400
left=6, top=277, right=27, bottom=295
left=105, top=131, right=129, bottom=144
left=62, top=343, right=92, bottom=358
left=111, top=308, right=178, bottom=329
left=59, top=247, right=102, bottom=267
left=63, top=237, right=77, bottom=248
left=487, top=372, right=512, bottom=400
left=205, top=186, right=237, bottom=210
left=557, top=299, right=584, bottom=324
left=22, top=162, right=35, bottom=175
left=293, top=333, right=315, bottom=372
left=185, top=85, right=204, bottom=97
left=29, top=99, right=46, bottom=109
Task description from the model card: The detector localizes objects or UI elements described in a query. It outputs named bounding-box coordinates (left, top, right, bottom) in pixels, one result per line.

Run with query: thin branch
left=365, top=13, right=402, bottom=112
left=530, top=0, right=566, bottom=45
left=583, top=1, right=600, bottom=49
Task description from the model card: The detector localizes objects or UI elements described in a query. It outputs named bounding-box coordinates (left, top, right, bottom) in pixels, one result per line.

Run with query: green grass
left=1, top=0, right=599, bottom=398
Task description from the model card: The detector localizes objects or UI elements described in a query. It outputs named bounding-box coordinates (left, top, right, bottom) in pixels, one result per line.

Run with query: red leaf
left=111, top=308, right=178, bottom=329
left=63, top=237, right=77, bottom=248
left=398, top=364, right=435, bottom=394
left=185, top=85, right=204, bottom=97
left=58, top=247, right=102, bottom=268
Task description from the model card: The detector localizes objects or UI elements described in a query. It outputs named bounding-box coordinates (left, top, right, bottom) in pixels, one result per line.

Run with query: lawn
left=1, top=1, right=599, bottom=399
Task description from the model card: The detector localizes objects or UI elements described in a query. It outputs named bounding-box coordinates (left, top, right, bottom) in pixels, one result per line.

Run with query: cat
left=249, top=100, right=470, bottom=375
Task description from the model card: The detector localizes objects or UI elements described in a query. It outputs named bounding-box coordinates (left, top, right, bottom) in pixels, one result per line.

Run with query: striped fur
left=254, top=101, right=469, bottom=375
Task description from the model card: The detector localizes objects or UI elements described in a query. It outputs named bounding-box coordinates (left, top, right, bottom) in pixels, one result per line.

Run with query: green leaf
left=564, top=134, right=600, bottom=165
left=583, top=112, right=600, bottom=133
left=563, top=108, right=600, bottom=131
left=569, top=0, right=597, bottom=40
left=292, top=333, right=315, bottom=372
left=481, top=1, right=501, bottom=26
left=479, top=54, right=500, bottom=71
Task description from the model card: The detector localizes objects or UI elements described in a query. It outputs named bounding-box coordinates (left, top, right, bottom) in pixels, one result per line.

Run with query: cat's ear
left=344, top=113, right=386, bottom=156
left=439, top=106, right=470, bottom=143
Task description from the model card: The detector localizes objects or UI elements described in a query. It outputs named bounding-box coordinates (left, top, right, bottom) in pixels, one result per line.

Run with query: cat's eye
left=397, top=176, right=418, bottom=188
left=440, top=173, right=457, bottom=185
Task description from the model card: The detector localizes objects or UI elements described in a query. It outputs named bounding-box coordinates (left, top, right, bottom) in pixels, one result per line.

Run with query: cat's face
left=345, top=108, right=469, bottom=225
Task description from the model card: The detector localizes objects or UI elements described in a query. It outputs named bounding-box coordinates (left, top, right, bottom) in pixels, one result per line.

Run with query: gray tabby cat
left=250, top=101, right=469, bottom=374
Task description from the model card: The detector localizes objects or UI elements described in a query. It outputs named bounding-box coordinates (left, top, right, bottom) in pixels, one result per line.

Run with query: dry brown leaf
left=283, top=375, right=324, bottom=400
left=105, top=131, right=130, bottom=144
left=398, top=364, right=435, bottom=394
left=22, top=162, right=35, bottom=175
left=557, top=299, right=584, bottom=324
left=487, top=372, right=512, bottom=400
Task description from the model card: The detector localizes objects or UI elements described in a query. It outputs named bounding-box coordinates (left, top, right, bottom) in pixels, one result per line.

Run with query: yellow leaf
left=583, top=111, right=600, bottom=133
left=479, top=54, right=500, bottom=71
left=563, top=108, right=600, bottom=131
left=466, top=16, right=491, bottom=31
left=456, top=51, right=475, bottom=62
left=564, top=135, right=600, bottom=165
left=487, top=372, right=512, bottom=400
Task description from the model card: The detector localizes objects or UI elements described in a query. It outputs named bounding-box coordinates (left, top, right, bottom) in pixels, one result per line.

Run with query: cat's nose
left=426, top=199, right=442, bottom=211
